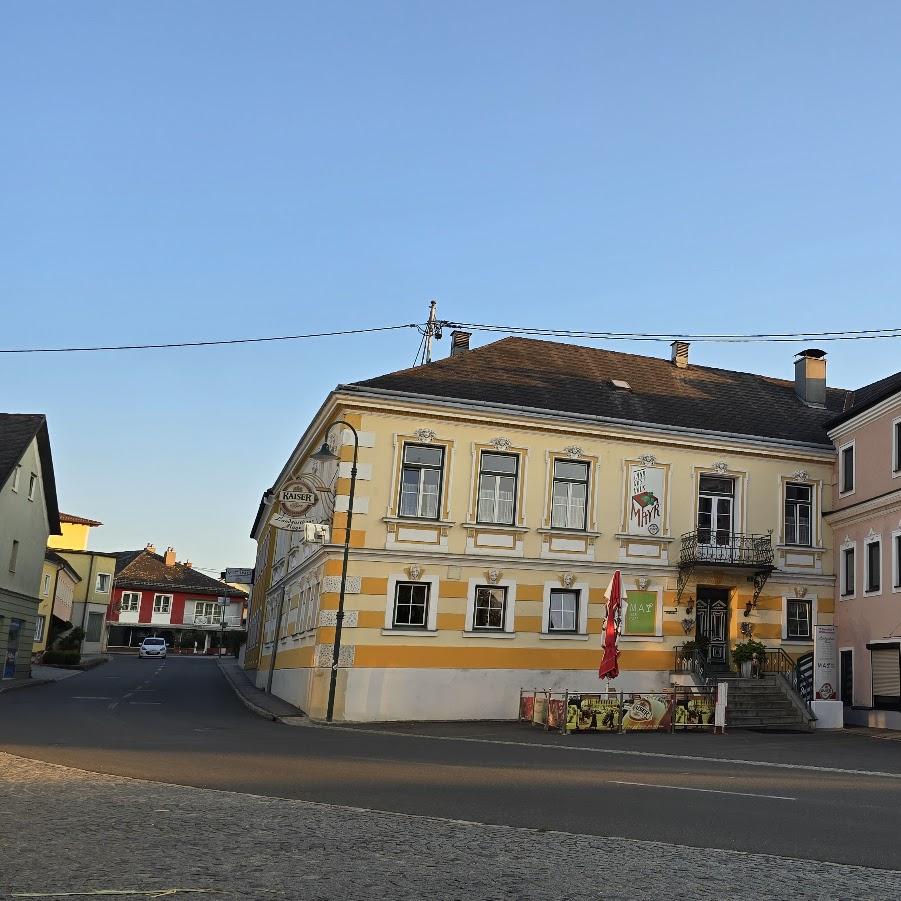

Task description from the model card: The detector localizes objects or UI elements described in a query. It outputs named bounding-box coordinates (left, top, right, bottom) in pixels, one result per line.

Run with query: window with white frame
left=477, top=452, right=518, bottom=525
left=784, top=483, right=813, bottom=546
left=894, top=419, right=901, bottom=475
left=840, top=443, right=855, bottom=494
left=392, top=582, right=430, bottom=629
left=41, top=573, right=51, bottom=596
left=866, top=538, right=882, bottom=593
left=841, top=546, right=856, bottom=597
left=895, top=533, right=901, bottom=589
left=548, top=589, right=579, bottom=633
left=306, top=583, right=320, bottom=630
left=9, top=539, right=19, bottom=573
left=398, top=444, right=444, bottom=519
left=95, top=573, right=111, bottom=593
left=153, top=594, right=172, bottom=613
left=472, top=586, right=508, bottom=630
left=786, top=599, right=812, bottom=640
left=551, top=460, right=589, bottom=530
left=34, top=616, right=46, bottom=642
left=28, top=472, right=38, bottom=501
left=120, top=591, right=140, bottom=612
left=11, top=465, right=20, bottom=492
left=195, top=600, right=222, bottom=621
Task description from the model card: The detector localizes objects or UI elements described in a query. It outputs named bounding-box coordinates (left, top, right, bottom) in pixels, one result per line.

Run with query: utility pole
left=423, top=299, right=438, bottom=364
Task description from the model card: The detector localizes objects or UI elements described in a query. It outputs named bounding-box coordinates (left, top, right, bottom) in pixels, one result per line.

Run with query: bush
left=42, top=650, right=81, bottom=666
left=732, top=639, right=767, bottom=665
left=56, top=627, right=84, bottom=652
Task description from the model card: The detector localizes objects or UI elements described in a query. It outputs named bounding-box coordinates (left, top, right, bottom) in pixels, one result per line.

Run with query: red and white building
left=105, top=544, right=248, bottom=653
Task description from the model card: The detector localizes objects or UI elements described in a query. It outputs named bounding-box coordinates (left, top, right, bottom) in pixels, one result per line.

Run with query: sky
left=2, top=3, right=901, bottom=574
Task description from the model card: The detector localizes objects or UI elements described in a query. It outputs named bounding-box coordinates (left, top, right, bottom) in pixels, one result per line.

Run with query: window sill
left=463, top=521, right=530, bottom=533
left=777, top=545, right=826, bottom=553
left=783, top=638, right=814, bottom=645
left=538, top=632, right=589, bottom=641
left=537, top=528, right=602, bottom=538
left=840, top=593, right=856, bottom=601
left=619, top=635, right=664, bottom=643
left=614, top=533, right=676, bottom=543
left=383, top=515, right=456, bottom=528
left=462, top=630, right=517, bottom=639
left=381, top=628, right=439, bottom=637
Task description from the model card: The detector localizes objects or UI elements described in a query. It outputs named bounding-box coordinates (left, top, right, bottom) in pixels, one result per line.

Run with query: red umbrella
left=598, top=570, right=623, bottom=680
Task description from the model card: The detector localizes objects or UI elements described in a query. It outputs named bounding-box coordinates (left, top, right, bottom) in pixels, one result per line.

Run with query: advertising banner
left=673, top=694, right=715, bottom=729
left=621, top=693, right=673, bottom=731
left=519, top=693, right=534, bottom=723
left=623, top=590, right=658, bottom=636
left=546, top=696, right=566, bottom=731
left=626, top=463, right=665, bottom=536
left=531, top=693, right=548, bottom=728
left=565, top=694, right=621, bottom=733
left=814, top=625, right=838, bottom=700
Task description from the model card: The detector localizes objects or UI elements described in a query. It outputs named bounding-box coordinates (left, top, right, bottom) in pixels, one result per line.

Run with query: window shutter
left=872, top=648, right=900, bottom=697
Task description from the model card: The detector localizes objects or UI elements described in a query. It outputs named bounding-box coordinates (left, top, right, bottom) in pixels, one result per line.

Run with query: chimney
left=164, top=546, right=176, bottom=567
left=670, top=341, right=690, bottom=369
left=184, top=560, right=192, bottom=569
left=450, top=330, right=471, bottom=357
left=794, top=348, right=827, bottom=408
left=145, top=543, right=156, bottom=554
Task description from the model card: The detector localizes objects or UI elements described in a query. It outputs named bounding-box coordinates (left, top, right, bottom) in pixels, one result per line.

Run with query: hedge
left=42, top=650, right=81, bottom=666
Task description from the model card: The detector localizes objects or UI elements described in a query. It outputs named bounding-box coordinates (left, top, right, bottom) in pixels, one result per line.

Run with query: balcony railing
left=680, top=531, right=774, bottom=568
left=193, top=615, right=243, bottom=627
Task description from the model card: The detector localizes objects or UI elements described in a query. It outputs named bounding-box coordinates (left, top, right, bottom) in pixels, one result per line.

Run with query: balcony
left=193, top=615, right=243, bottom=628
left=680, top=531, right=775, bottom=568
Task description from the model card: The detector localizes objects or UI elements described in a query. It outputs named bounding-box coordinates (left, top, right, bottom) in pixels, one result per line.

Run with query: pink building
left=827, top=370, right=901, bottom=727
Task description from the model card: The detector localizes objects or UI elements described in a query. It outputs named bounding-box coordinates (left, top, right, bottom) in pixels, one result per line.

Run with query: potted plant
left=732, top=639, right=767, bottom=677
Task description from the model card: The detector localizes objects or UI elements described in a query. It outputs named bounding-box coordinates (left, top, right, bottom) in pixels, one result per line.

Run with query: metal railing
left=680, top=531, right=775, bottom=567
left=758, top=648, right=815, bottom=716
left=193, top=615, right=242, bottom=627
left=673, top=645, right=716, bottom=687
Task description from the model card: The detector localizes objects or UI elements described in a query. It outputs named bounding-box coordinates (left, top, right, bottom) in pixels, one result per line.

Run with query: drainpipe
left=266, top=587, right=286, bottom=694
left=79, top=555, right=96, bottom=658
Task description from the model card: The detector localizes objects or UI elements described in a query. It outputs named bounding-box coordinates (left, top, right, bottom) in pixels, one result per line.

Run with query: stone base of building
left=256, top=665, right=673, bottom=722
left=844, top=706, right=901, bottom=731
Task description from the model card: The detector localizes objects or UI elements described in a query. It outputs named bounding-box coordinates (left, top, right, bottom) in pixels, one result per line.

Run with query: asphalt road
left=3, top=655, right=901, bottom=871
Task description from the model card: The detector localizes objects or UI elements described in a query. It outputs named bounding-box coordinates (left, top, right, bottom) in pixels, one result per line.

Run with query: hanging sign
left=814, top=625, right=837, bottom=700
left=626, top=463, right=665, bottom=536
left=271, top=477, right=330, bottom=531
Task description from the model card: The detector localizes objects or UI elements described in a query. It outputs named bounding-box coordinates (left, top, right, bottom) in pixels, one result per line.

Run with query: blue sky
left=2, top=3, right=901, bottom=573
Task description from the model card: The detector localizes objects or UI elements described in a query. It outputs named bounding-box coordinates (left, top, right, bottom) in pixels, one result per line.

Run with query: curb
left=216, top=662, right=283, bottom=722
left=0, top=678, right=52, bottom=695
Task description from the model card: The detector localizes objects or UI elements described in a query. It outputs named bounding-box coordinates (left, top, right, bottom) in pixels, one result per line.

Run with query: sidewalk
left=217, top=658, right=304, bottom=721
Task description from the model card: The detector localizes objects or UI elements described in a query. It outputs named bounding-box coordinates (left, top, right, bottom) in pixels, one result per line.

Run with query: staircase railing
left=759, top=648, right=815, bottom=716
left=674, top=645, right=716, bottom=688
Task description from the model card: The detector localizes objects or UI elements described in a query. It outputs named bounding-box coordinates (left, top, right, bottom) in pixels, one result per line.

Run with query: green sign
left=624, top=590, right=657, bottom=635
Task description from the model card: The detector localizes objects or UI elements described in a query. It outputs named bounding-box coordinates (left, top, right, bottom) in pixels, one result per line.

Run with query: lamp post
left=311, top=419, right=359, bottom=723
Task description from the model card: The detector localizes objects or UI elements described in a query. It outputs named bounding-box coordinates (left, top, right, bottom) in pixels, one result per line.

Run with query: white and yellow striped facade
left=244, top=387, right=838, bottom=721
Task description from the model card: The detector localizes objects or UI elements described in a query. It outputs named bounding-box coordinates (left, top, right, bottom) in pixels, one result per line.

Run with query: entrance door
left=696, top=588, right=729, bottom=665
left=3, top=618, right=23, bottom=679
left=840, top=650, right=853, bottom=706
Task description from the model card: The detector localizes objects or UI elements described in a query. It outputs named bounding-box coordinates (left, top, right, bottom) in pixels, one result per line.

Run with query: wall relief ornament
left=414, top=428, right=437, bottom=443
left=563, top=445, right=584, bottom=459
left=793, top=586, right=808, bottom=598
left=560, top=572, right=576, bottom=589
left=792, top=470, right=809, bottom=482
left=867, top=528, right=880, bottom=542
left=635, top=577, right=650, bottom=591
left=489, top=437, right=513, bottom=451
left=638, top=454, right=657, bottom=466
left=712, top=462, right=729, bottom=474
left=486, top=568, right=502, bottom=584
left=407, top=564, right=423, bottom=581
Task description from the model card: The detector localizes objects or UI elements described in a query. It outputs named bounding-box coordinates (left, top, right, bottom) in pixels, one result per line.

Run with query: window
left=697, top=476, right=734, bottom=546
left=866, top=539, right=882, bottom=594
left=477, top=452, right=517, bottom=525
left=784, top=483, right=812, bottom=546
left=392, top=582, right=430, bottom=629
left=398, top=444, right=444, bottom=519
left=895, top=534, right=901, bottom=589
left=28, top=473, right=37, bottom=501
left=95, top=573, right=111, bottom=593
left=548, top=589, right=579, bottom=633
left=473, top=586, right=507, bottom=630
left=34, top=616, right=46, bottom=643
left=551, top=460, right=589, bottom=530
left=120, top=592, right=140, bottom=612
left=787, top=599, right=812, bottom=640
left=9, top=539, right=19, bottom=573
left=842, top=546, right=855, bottom=597
left=41, top=573, right=51, bottom=596
left=894, top=419, right=901, bottom=474
left=11, top=465, right=20, bottom=492
left=195, top=600, right=222, bottom=622
left=153, top=594, right=172, bottom=613
left=840, top=444, right=855, bottom=494
left=86, top=612, right=103, bottom=643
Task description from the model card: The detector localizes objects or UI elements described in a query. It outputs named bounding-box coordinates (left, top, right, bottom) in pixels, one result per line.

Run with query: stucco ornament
left=794, top=586, right=808, bottom=598
left=563, top=445, right=584, bottom=459
left=712, top=461, right=729, bottom=474
left=486, top=568, right=502, bottom=584
left=407, top=564, right=423, bottom=581
left=792, top=470, right=809, bottom=482
left=414, top=428, right=437, bottom=443
left=489, top=437, right=513, bottom=451
left=638, top=454, right=657, bottom=466
left=867, top=528, right=880, bottom=542
left=560, top=572, right=576, bottom=589
left=635, top=577, right=650, bottom=591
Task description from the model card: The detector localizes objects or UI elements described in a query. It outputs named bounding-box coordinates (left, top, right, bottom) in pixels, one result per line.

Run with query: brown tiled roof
left=59, top=512, right=103, bottom=526
left=0, top=413, right=61, bottom=533
left=349, top=337, right=849, bottom=446
left=829, top=369, right=901, bottom=428
left=112, top=550, right=247, bottom=598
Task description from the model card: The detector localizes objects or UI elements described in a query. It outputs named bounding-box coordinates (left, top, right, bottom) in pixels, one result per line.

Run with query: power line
left=0, top=323, right=419, bottom=354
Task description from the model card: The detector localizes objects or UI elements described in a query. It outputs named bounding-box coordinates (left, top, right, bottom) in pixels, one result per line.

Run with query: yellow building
left=33, top=551, right=81, bottom=654
left=48, top=512, right=103, bottom=552
left=244, top=336, right=844, bottom=721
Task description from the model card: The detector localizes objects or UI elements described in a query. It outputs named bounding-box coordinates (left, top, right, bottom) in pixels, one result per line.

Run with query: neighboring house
left=244, top=336, right=847, bottom=722
left=826, top=369, right=901, bottom=727
left=106, top=545, right=247, bottom=653
left=33, top=550, right=81, bottom=654
left=48, top=512, right=103, bottom=552
left=0, top=414, right=61, bottom=680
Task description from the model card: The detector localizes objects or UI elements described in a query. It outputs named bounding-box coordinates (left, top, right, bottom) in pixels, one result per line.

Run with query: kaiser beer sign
left=271, top=478, right=323, bottom=532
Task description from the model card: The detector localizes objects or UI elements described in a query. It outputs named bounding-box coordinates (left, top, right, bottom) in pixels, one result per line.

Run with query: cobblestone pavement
left=3, top=752, right=901, bottom=901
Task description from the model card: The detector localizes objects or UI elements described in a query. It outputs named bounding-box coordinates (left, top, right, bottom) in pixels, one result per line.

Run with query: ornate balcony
left=677, top=531, right=775, bottom=605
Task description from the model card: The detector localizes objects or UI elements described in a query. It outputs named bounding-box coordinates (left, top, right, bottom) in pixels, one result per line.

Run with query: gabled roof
left=59, top=512, right=103, bottom=527
left=111, top=550, right=247, bottom=598
left=349, top=337, right=849, bottom=446
left=829, top=369, right=901, bottom=429
left=0, top=413, right=61, bottom=534
left=44, top=548, right=82, bottom=582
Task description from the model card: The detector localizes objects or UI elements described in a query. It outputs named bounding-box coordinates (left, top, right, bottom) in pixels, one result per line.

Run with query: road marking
left=71, top=696, right=113, bottom=700
left=609, top=780, right=796, bottom=801
left=128, top=701, right=162, bottom=705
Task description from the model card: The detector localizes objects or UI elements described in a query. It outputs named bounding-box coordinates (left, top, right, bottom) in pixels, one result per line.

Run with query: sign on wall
left=623, top=590, right=658, bottom=636
left=224, top=567, right=253, bottom=584
left=270, top=475, right=333, bottom=532
left=626, top=463, right=665, bottom=536
left=622, top=693, right=673, bottom=731
left=814, top=624, right=837, bottom=700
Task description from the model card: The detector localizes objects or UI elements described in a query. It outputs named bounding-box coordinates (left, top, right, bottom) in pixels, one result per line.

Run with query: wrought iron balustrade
left=193, top=615, right=242, bottom=627
left=680, top=531, right=775, bottom=567
left=673, top=644, right=716, bottom=687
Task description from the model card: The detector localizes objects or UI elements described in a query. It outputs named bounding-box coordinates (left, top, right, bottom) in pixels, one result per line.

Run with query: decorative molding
left=866, top=528, right=881, bottom=542
left=681, top=617, right=694, bottom=634
left=562, top=445, right=584, bottom=459
left=319, top=610, right=359, bottom=628
left=407, top=564, right=424, bottom=581
left=635, top=577, right=650, bottom=591
left=485, top=568, right=502, bottom=584
left=638, top=454, right=657, bottom=466
left=314, top=643, right=355, bottom=668
left=414, top=428, right=437, bottom=443
left=321, top=576, right=362, bottom=595
left=560, top=572, right=576, bottom=589
left=793, top=586, right=808, bottom=599
left=489, top=437, right=513, bottom=451
left=792, top=470, right=810, bottom=482
left=711, top=461, right=729, bottom=474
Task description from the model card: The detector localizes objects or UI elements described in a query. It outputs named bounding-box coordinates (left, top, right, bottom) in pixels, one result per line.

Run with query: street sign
left=224, top=567, right=253, bottom=584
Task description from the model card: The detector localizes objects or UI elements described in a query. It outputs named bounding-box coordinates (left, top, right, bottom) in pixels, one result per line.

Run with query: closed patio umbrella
left=599, top=570, right=624, bottom=680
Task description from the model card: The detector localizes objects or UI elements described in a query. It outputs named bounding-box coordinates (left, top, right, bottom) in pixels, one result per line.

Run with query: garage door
left=872, top=647, right=901, bottom=708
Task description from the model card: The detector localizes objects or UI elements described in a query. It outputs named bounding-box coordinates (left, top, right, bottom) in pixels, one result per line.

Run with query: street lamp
left=311, top=419, right=359, bottom=722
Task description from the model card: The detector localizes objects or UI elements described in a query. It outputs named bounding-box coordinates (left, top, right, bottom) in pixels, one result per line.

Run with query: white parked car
left=138, top=637, right=167, bottom=659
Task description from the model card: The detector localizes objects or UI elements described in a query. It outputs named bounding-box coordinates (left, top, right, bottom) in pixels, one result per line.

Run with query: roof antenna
left=417, top=299, right=444, bottom=365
